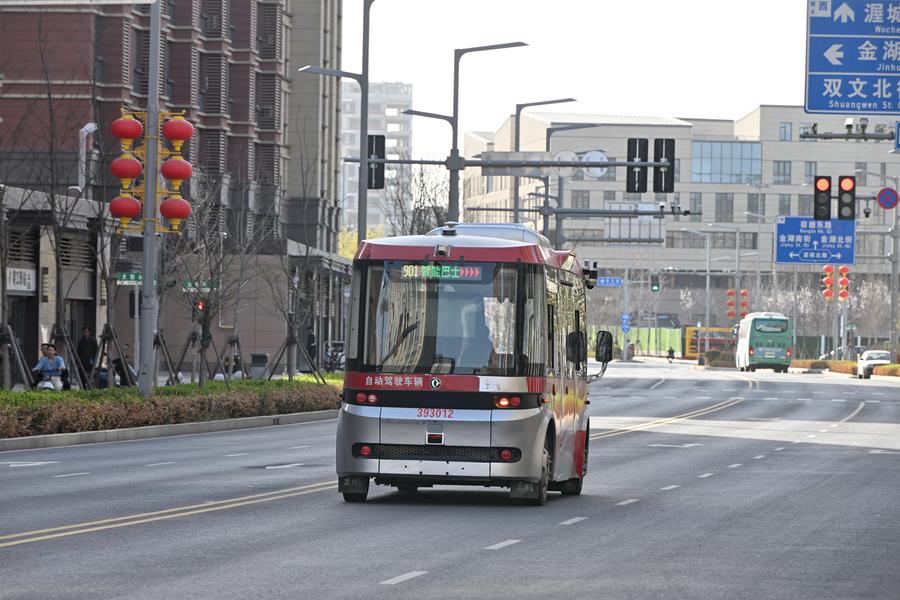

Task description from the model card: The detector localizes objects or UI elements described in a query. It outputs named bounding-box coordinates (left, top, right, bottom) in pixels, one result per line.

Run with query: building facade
left=340, top=80, right=413, bottom=232
left=464, top=106, right=898, bottom=346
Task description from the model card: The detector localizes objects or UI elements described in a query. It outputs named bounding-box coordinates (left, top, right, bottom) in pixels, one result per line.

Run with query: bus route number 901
left=416, top=408, right=454, bottom=419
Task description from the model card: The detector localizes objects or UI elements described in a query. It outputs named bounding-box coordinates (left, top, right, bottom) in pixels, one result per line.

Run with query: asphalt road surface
left=2, top=360, right=899, bottom=599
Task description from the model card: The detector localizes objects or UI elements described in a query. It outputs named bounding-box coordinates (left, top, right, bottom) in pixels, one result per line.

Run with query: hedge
left=0, top=379, right=342, bottom=439
left=873, top=364, right=900, bottom=376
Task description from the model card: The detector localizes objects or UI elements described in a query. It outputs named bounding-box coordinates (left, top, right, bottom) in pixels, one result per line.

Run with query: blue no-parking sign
left=877, top=187, right=899, bottom=209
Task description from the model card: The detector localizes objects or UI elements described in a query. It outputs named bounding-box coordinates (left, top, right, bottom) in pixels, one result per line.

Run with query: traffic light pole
left=623, top=267, right=630, bottom=361
left=138, top=0, right=162, bottom=397
left=891, top=211, right=899, bottom=357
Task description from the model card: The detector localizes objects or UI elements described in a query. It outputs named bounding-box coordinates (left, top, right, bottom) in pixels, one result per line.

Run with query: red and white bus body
left=337, top=224, right=592, bottom=504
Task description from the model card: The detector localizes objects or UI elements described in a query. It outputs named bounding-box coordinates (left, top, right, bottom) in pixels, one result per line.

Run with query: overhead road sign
left=878, top=186, right=899, bottom=209
left=775, top=216, right=856, bottom=265
left=806, top=1, right=900, bottom=114
left=596, top=277, right=623, bottom=288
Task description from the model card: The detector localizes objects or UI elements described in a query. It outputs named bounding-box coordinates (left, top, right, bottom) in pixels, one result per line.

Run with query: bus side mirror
left=595, top=331, right=613, bottom=364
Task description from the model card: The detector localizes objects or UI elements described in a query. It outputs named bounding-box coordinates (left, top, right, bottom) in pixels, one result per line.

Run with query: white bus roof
left=741, top=312, right=788, bottom=320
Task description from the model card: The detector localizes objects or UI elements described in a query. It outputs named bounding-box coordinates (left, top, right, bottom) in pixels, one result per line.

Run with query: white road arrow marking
left=834, top=3, right=855, bottom=22
left=825, top=44, right=845, bottom=66
left=647, top=443, right=703, bottom=449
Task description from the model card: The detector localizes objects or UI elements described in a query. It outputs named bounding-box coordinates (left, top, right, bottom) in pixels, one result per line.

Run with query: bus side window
left=547, top=304, right=556, bottom=373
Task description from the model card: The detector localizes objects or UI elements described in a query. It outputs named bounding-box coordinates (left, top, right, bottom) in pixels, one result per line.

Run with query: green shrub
left=873, top=364, right=900, bottom=376
left=827, top=360, right=857, bottom=375
left=0, top=379, right=342, bottom=438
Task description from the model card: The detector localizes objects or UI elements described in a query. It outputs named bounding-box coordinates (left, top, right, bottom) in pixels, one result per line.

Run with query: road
left=1, top=361, right=899, bottom=599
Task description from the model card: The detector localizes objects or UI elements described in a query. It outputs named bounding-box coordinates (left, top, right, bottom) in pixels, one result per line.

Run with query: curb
left=0, top=409, right=339, bottom=452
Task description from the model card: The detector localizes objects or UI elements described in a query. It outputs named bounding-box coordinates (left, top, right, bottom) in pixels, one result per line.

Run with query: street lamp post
left=744, top=210, right=765, bottom=301
left=682, top=229, right=712, bottom=353
left=856, top=168, right=900, bottom=356
left=709, top=223, right=742, bottom=297
left=513, top=97, right=575, bottom=223
left=298, top=0, right=374, bottom=245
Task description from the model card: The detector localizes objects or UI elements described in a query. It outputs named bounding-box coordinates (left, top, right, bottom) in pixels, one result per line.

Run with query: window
left=804, top=161, right=817, bottom=185
left=691, top=141, right=762, bottom=184
left=571, top=190, right=590, bottom=209
left=773, top=161, right=792, bottom=185
left=385, top=107, right=399, bottom=117
left=855, top=162, right=867, bottom=186
left=779, top=122, right=792, bottom=141
left=623, top=192, right=642, bottom=202
left=690, top=192, right=702, bottom=222
left=711, top=232, right=737, bottom=249
left=740, top=232, right=758, bottom=250
left=715, top=193, right=734, bottom=222
left=603, top=190, right=616, bottom=203
left=674, top=159, right=681, bottom=183
left=778, top=194, right=792, bottom=216
left=747, top=193, right=765, bottom=222
left=386, top=123, right=401, bottom=133
left=598, top=157, right=616, bottom=182
left=799, top=194, right=814, bottom=216
left=665, top=231, right=706, bottom=249
left=799, top=122, right=816, bottom=142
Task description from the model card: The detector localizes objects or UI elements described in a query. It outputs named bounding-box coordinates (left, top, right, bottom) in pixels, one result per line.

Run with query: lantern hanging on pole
left=109, top=195, right=142, bottom=229
left=160, top=157, right=193, bottom=193
left=159, top=195, right=192, bottom=231
left=162, top=115, right=194, bottom=154
left=111, top=155, right=143, bottom=190
left=111, top=114, right=144, bottom=151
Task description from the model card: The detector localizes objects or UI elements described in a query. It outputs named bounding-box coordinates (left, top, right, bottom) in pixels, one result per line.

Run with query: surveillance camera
left=659, top=202, right=666, bottom=211
left=682, top=209, right=692, bottom=216
left=864, top=206, right=872, bottom=218
left=845, top=117, right=854, bottom=127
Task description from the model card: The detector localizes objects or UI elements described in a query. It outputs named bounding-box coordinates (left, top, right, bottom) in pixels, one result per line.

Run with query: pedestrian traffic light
left=822, top=264, right=834, bottom=300
left=192, top=298, right=206, bottom=320
left=650, top=274, right=660, bottom=293
left=837, top=176, right=856, bottom=220
left=814, top=176, right=831, bottom=221
left=838, top=265, right=850, bottom=301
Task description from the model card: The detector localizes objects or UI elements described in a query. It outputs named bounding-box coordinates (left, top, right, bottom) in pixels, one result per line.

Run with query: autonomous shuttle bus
left=336, top=223, right=612, bottom=505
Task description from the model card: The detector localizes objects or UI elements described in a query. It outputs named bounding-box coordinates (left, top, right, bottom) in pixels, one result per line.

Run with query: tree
left=382, top=164, right=449, bottom=236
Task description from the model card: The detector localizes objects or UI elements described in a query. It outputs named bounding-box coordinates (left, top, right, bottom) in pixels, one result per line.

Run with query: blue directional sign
left=806, top=1, right=900, bottom=114
left=597, top=277, right=623, bottom=288
left=775, top=216, right=856, bottom=265
left=621, top=324, right=631, bottom=334
left=621, top=313, right=631, bottom=325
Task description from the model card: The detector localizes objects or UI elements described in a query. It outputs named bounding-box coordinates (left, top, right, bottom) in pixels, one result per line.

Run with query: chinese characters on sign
left=400, top=264, right=483, bottom=280
left=364, top=375, right=426, bottom=388
left=6, top=268, right=36, bottom=293
left=775, top=216, right=856, bottom=265
left=806, top=1, right=900, bottom=113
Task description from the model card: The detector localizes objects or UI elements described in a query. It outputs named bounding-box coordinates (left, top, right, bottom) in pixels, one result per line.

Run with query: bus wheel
left=522, top=448, right=550, bottom=506
left=342, top=492, right=367, bottom=503
left=561, top=434, right=588, bottom=496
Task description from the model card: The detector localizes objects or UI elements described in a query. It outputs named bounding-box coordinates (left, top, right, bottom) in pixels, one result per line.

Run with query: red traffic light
left=839, top=176, right=855, bottom=192
left=838, top=265, right=850, bottom=275
left=815, top=176, right=831, bottom=192
left=196, top=300, right=206, bottom=312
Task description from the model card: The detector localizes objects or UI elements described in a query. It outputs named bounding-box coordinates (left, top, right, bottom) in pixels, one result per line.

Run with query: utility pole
left=623, top=267, right=631, bottom=361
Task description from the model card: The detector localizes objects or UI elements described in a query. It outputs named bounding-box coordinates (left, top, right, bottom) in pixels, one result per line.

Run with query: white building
left=340, top=81, right=413, bottom=231
left=463, top=106, right=897, bottom=345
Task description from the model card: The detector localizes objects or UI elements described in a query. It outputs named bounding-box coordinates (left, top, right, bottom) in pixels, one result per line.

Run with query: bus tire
left=526, top=448, right=550, bottom=506
left=561, top=433, right=588, bottom=496
left=342, top=492, right=367, bottom=503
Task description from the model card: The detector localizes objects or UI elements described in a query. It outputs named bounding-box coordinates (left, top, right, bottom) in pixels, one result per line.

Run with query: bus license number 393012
left=416, top=408, right=455, bottom=419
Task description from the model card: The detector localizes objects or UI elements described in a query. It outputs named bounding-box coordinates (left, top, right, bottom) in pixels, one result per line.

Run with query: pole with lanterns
left=821, top=264, right=852, bottom=358
left=109, top=107, right=195, bottom=395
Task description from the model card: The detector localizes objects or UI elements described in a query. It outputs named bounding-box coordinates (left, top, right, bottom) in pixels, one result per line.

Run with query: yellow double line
left=0, top=480, right=338, bottom=549
left=590, top=398, right=743, bottom=440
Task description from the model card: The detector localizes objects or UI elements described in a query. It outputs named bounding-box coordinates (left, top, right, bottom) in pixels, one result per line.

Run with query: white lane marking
left=647, top=443, right=703, bottom=449
left=728, top=463, right=742, bottom=468
left=288, top=445, right=310, bottom=449
left=380, top=571, right=428, bottom=585
left=144, top=461, right=176, bottom=467
left=840, top=401, right=866, bottom=423
left=52, top=472, right=88, bottom=478
left=265, top=463, right=305, bottom=469
left=484, top=539, right=521, bottom=551
left=829, top=424, right=839, bottom=428
left=753, top=455, right=766, bottom=459
left=832, top=399, right=846, bottom=403
left=615, top=499, right=640, bottom=506
left=868, top=449, right=900, bottom=455
left=868, top=400, right=881, bottom=403
left=807, top=435, right=816, bottom=438
left=697, top=396, right=712, bottom=400
left=660, top=485, right=680, bottom=491
left=763, top=397, right=779, bottom=400
left=798, top=398, right=812, bottom=401
left=0, top=461, right=60, bottom=468
left=872, top=392, right=886, bottom=396
left=225, top=453, right=248, bottom=457
left=649, top=379, right=665, bottom=390
left=792, top=440, right=802, bottom=444
left=559, top=517, right=587, bottom=525
left=774, top=447, right=785, bottom=452
left=698, top=473, right=715, bottom=479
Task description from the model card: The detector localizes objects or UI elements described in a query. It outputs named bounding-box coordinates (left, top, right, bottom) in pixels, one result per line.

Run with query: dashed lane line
left=615, top=499, right=640, bottom=506
left=484, top=539, right=521, bottom=551
left=591, top=398, right=742, bottom=440
left=697, top=473, right=715, bottom=479
left=727, top=464, right=742, bottom=468
left=51, top=472, right=88, bottom=478
left=288, top=445, right=311, bottom=449
left=753, top=455, right=766, bottom=459
left=144, top=462, right=176, bottom=467
left=559, top=517, right=587, bottom=525
left=774, top=447, right=785, bottom=451
left=225, top=453, right=248, bottom=457
left=660, top=485, right=680, bottom=491
left=649, top=379, right=665, bottom=390
left=380, top=571, right=428, bottom=586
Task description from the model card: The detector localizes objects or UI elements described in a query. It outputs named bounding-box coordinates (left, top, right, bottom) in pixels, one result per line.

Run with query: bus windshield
left=359, top=261, right=538, bottom=375
left=754, top=319, right=789, bottom=333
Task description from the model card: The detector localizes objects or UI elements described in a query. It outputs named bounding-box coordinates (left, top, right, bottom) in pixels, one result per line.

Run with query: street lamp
left=708, top=223, right=742, bottom=297
left=406, top=41, right=527, bottom=223
left=744, top=210, right=765, bottom=300
left=297, top=0, right=375, bottom=245
left=856, top=167, right=900, bottom=355
left=513, top=97, right=575, bottom=223
left=681, top=229, right=712, bottom=353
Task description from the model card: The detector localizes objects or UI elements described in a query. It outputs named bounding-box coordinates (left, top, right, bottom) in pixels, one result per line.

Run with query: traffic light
left=837, top=176, right=856, bottom=220
left=822, top=264, right=835, bottom=300
left=837, top=265, right=850, bottom=301
left=193, top=298, right=206, bottom=320
left=814, top=176, right=831, bottom=221
left=650, top=274, right=660, bottom=293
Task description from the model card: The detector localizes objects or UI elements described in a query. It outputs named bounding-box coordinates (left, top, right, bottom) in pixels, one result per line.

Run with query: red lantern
left=726, top=289, right=736, bottom=297
left=823, top=289, right=834, bottom=300
left=727, top=310, right=736, bottom=318
left=111, top=156, right=143, bottom=189
left=822, top=265, right=834, bottom=274
left=159, top=196, right=192, bottom=230
left=162, top=116, right=194, bottom=153
left=838, top=265, right=850, bottom=276
left=160, top=157, right=193, bottom=187
left=726, top=300, right=736, bottom=307
left=739, top=289, right=749, bottom=297
left=838, top=289, right=850, bottom=301
left=109, top=195, right=142, bottom=228
left=111, top=115, right=143, bottom=143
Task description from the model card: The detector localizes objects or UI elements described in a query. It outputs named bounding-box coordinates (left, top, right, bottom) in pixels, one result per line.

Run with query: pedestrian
left=306, top=330, right=318, bottom=369
left=76, top=326, right=99, bottom=373
left=32, top=343, right=66, bottom=391
left=40, top=342, right=49, bottom=358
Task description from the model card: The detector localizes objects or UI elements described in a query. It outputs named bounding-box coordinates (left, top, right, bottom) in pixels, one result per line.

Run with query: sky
left=341, top=0, right=808, bottom=159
